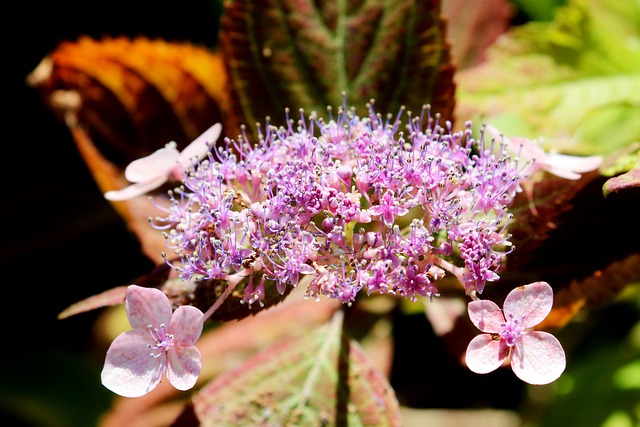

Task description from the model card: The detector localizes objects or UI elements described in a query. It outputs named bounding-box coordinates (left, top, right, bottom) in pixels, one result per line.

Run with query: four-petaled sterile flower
left=465, top=281, right=566, bottom=384
left=101, top=285, right=204, bottom=397
left=104, top=123, right=222, bottom=201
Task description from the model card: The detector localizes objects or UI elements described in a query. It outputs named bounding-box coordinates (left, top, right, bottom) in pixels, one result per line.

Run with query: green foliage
left=456, top=0, right=640, bottom=156
left=510, top=0, right=567, bottom=21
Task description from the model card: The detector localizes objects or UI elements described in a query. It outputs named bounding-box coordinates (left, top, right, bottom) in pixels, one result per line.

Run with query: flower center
left=147, top=323, right=174, bottom=358
left=499, top=313, right=525, bottom=347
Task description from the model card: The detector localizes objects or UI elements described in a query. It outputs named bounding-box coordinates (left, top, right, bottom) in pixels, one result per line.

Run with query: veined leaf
left=219, top=0, right=455, bottom=138
left=441, top=0, right=514, bottom=70
left=455, top=0, right=640, bottom=156
left=27, top=36, right=227, bottom=166
left=190, top=310, right=401, bottom=426
left=27, top=37, right=229, bottom=262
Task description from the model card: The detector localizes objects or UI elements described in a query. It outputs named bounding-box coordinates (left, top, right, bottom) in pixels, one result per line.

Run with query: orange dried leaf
left=27, top=36, right=228, bottom=166
left=27, top=36, right=229, bottom=261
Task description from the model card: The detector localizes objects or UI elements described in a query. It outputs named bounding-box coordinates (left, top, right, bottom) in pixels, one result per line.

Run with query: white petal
left=178, top=123, right=222, bottom=168
left=545, top=153, right=602, bottom=176
left=124, top=146, right=180, bottom=182
left=104, top=176, right=168, bottom=201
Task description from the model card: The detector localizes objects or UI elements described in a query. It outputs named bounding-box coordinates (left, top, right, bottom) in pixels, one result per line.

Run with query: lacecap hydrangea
left=150, top=100, right=530, bottom=307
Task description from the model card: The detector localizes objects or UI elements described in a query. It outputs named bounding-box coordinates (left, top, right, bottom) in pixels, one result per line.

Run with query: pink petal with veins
left=169, top=305, right=204, bottom=346
left=503, top=281, right=553, bottom=328
left=125, top=285, right=173, bottom=330
left=510, top=331, right=566, bottom=385
left=101, top=330, right=165, bottom=398
left=166, top=345, right=202, bottom=391
left=468, top=299, right=504, bottom=332
left=465, top=334, right=509, bottom=374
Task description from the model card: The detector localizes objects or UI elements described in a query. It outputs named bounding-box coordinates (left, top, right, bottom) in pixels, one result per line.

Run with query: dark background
left=4, top=2, right=221, bottom=425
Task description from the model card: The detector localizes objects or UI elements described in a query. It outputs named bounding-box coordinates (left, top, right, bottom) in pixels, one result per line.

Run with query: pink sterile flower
left=104, top=123, right=222, bottom=201
left=465, top=281, right=566, bottom=385
left=101, top=285, right=204, bottom=397
left=486, top=125, right=602, bottom=180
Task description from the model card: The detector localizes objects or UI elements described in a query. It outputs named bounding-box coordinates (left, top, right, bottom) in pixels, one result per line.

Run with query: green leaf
left=219, top=0, right=455, bottom=138
left=511, top=0, right=567, bottom=22
left=455, top=0, right=640, bottom=156
left=190, top=310, right=401, bottom=426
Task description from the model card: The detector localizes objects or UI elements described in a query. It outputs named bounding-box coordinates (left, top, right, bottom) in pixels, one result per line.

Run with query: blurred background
left=4, top=1, right=639, bottom=426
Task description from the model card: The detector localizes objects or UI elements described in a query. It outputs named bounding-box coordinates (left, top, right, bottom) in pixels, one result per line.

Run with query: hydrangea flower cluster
left=150, top=101, right=530, bottom=306
left=101, top=101, right=578, bottom=396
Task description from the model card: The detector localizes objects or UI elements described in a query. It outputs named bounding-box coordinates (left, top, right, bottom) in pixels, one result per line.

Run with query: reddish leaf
left=98, top=291, right=340, bottom=427
left=506, top=170, right=601, bottom=269
left=441, top=0, right=514, bottom=70
left=603, top=168, right=640, bottom=197
left=70, top=126, right=168, bottom=262
left=219, top=0, right=455, bottom=138
left=27, top=36, right=227, bottom=166
left=27, top=37, right=230, bottom=262
left=58, top=262, right=293, bottom=323
left=57, top=286, right=128, bottom=320
left=190, top=311, right=401, bottom=426
left=165, top=272, right=294, bottom=323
